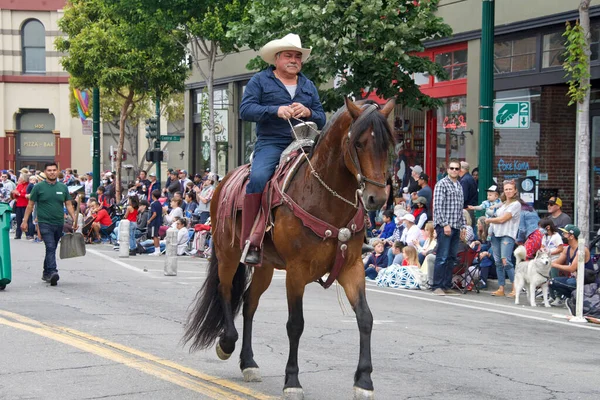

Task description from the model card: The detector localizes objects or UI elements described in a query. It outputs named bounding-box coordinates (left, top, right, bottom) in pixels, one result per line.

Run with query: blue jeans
left=432, top=226, right=460, bottom=290
left=491, top=235, right=516, bottom=287
left=38, top=223, right=63, bottom=275
left=246, top=142, right=289, bottom=194
left=129, top=221, right=137, bottom=250
left=199, top=211, right=210, bottom=224
left=549, top=277, right=576, bottom=299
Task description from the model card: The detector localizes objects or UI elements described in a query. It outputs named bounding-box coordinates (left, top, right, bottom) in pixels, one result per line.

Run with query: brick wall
left=493, top=85, right=576, bottom=217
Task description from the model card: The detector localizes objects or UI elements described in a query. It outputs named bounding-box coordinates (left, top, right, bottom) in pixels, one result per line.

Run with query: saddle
left=215, top=133, right=366, bottom=288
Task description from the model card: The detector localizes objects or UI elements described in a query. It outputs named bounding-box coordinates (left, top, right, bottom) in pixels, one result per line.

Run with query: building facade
left=185, top=0, right=597, bottom=232
left=0, top=0, right=94, bottom=172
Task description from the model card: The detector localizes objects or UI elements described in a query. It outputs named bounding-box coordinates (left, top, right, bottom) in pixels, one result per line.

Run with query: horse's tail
left=182, top=246, right=248, bottom=351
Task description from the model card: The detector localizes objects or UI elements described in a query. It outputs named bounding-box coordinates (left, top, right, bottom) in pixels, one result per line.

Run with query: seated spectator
left=540, top=218, right=563, bottom=278
left=139, top=217, right=190, bottom=255
left=469, top=217, right=496, bottom=289
left=364, top=240, right=388, bottom=280
left=90, top=199, right=113, bottom=242
left=412, top=196, right=429, bottom=229
left=461, top=210, right=474, bottom=244
left=468, top=185, right=502, bottom=218
left=160, top=198, right=184, bottom=238
left=549, top=224, right=594, bottom=306
left=370, top=209, right=395, bottom=241
left=517, top=202, right=542, bottom=260
left=415, top=221, right=437, bottom=265
left=402, top=246, right=420, bottom=267
left=400, top=213, right=422, bottom=247
left=387, top=240, right=405, bottom=266
left=184, top=192, right=198, bottom=219
left=547, top=196, right=572, bottom=229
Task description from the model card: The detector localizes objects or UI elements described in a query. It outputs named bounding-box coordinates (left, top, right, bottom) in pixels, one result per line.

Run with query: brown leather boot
left=490, top=286, right=505, bottom=296
left=240, top=193, right=263, bottom=265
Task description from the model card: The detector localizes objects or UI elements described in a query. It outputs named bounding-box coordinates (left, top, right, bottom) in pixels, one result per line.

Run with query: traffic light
left=145, top=117, right=158, bottom=139
left=145, top=149, right=164, bottom=162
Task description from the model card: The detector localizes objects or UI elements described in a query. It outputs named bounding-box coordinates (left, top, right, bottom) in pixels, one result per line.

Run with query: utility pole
left=155, top=93, right=161, bottom=187
left=92, top=87, right=101, bottom=192
left=478, top=0, right=495, bottom=201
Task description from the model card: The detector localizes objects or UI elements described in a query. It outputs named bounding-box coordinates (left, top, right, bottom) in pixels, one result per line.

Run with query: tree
left=563, top=0, right=592, bottom=242
left=109, top=0, right=247, bottom=173
left=228, top=0, right=452, bottom=111
left=56, top=0, right=189, bottom=201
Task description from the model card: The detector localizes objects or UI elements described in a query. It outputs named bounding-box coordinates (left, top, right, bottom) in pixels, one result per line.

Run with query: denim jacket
left=517, top=207, right=540, bottom=244
left=240, top=67, right=326, bottom=146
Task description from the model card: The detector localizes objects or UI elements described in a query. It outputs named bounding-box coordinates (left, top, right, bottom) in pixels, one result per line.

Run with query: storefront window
left=436, top=96, right=467, bottom=179
left=494, top=36, right=537, bottom=74
left=240, top=84, right=256, bottom=164
left=493, top=88, right=541, bottom=182
left=542, top=32, right=566, bottom=68
left=434, top=49, right=468, bottom=82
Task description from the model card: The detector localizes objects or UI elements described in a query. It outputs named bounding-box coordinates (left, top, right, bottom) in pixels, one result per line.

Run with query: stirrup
left=240, top=240, right=260, bottom=265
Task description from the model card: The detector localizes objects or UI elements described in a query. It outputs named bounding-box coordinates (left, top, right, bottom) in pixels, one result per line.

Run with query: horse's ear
left=345, top=97, right=361, bottom=120
left=380, top=98, right=396, bottom=118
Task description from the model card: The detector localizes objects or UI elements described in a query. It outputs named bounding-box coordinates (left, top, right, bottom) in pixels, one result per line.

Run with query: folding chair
left=452, top=245, right=479, bottom=294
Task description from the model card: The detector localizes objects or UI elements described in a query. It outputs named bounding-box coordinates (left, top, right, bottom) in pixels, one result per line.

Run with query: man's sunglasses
left=448, top=167, right=460, bottom=171
left=547, top=201, right=556, bottom=206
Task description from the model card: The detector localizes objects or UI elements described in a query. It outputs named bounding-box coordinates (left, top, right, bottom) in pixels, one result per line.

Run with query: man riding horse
left=239, top=33, right=326, bottom=265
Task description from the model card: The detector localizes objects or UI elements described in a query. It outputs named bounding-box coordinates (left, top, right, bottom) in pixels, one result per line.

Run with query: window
left=542, top=32, right=566, bottom=68
left=494, top=36, right=537, bottom=74
left=434, top=49, right=468, bottom=82
left=22, top=19, right=46, bottom=74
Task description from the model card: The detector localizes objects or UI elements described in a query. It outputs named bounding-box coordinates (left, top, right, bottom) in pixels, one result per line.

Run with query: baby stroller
left=452, top=244, right=479, bottom=294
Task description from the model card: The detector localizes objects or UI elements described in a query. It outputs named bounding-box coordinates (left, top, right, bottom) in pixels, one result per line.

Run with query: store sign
left=201, top=109, right=228, bottom=142
left=19, top=133, right=55, bottom=157
left=493, top=101, right=530, bottom=129
left=19, top=112, right=55, bottom=131
left=442, top=115, right=467, bottom=131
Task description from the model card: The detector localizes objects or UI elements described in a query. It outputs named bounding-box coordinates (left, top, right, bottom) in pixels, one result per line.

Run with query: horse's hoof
left=353, top=387, right=374, bottom=400
left=216, top=343, right=232, bottom=360
left=283, top=387, right=304, bottom=400
left=242, top=367, right=262, bottom=382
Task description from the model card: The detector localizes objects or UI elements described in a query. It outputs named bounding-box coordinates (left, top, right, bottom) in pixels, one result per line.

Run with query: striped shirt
left=433, top=176, right=465, bottom=230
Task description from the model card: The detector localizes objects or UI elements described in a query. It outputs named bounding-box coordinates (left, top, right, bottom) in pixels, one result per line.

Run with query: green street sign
left=160, top=135, right=181, bottom=142
left=493, top=101, right=530, bottom=129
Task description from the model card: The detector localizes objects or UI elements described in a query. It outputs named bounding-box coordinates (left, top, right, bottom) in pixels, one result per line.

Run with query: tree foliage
left=228, top=0, right=452, bottom=110
left=56, top=0, right=189, bottom=200
left=563, top=20, right=592, bottom=106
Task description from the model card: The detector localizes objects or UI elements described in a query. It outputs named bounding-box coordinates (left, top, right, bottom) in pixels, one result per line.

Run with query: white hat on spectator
left=402, top=214, right=415, bottom=223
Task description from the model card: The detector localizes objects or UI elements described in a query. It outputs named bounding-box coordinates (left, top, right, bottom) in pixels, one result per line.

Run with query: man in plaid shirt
left=432, top=159, right=466, bottom=295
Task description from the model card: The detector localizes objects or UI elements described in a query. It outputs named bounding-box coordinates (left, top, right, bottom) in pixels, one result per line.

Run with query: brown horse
left=183, top=97, right=395, bottom=400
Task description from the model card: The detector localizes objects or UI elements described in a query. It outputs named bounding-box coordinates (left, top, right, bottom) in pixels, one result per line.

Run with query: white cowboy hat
left=259, top=33, right=311, bottom=65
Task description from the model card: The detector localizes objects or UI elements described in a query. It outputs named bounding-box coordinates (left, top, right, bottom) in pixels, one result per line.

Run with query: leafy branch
left=563, top=20, right=591, bottom=106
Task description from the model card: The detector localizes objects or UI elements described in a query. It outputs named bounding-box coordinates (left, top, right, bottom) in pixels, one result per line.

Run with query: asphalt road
left=1, top=238, right=599, bottom=400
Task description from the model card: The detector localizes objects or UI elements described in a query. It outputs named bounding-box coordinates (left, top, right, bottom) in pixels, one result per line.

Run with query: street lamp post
left=478, top=0, right=495, bottom=201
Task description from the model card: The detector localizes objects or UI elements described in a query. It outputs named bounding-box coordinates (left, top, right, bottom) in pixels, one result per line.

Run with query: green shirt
left=29, top=180, right=70, bottom=226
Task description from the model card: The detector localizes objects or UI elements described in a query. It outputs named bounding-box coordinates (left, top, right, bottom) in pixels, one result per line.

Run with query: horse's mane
left=314, top=100, right=393, bottom=158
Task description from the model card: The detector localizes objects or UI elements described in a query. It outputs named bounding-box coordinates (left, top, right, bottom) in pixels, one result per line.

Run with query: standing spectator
left=1, top=171, right=16, bottom=194
left=163, top=168, right=174, bottom=197
left=21, top=162, right=78, bottom=286
left=84, top=172, right=94, bottom=201
left=547, top=196, right=571, bottom=229
left=193, top=173, right=203, bottom=188
left=471, top=167, right=479, bottom=185
left=147, top=172, right=160, bottom=196
left=166, top=170, right=180, bottom=199
left=136, top=170, right=151, bottom=198
left=25, top=175, right=37, bottom=238
left=486, top=180, right=521, bottom=297
left=458, top=161, right=478, bottom=227
left=195, top=177, right=215, bottom=224
left=403, top=165, right=422, bottom=195
left=178, top=170, right=192, bottom=192
left=432, top=159, right=465, bottom=296
left=417, top=173, right=432, bottom=219
left=12, top=174, right=30, bottom=239
left=146, top=190, right=163, bottom=256
left=383, top=174, right=394, bottom=211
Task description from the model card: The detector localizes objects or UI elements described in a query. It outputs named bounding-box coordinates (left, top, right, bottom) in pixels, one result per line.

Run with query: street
left=1, top=239, right=599, bottom=400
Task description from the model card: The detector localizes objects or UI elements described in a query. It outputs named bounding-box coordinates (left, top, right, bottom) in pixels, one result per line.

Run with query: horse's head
left=343, top=97, right=395, bottom=211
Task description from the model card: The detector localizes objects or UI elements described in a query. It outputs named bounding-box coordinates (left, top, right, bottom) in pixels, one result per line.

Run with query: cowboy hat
left=259, top=33, right=311, bottom=65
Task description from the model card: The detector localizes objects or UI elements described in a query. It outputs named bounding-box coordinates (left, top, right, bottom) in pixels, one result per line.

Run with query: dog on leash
left=513, top=246, right=552, bottom=307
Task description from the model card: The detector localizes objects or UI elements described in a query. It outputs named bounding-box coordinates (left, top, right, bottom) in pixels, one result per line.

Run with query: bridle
left=287, top=103, right=388, bottom=209
left=346, top=103, right=387, bottom=189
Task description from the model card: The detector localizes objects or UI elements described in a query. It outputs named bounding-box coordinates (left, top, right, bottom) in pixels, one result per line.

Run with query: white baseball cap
left=402, top=214, right=416, bottom=223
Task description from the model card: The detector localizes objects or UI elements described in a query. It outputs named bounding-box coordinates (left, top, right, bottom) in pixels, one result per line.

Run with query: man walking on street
left=432, top=159, right=465, bottom=296
left=21, top=162, right=78, bottom=286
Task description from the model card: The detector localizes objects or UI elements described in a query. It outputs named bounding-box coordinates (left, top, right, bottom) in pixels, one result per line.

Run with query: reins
left=286, top=103, right=386, bottom=209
